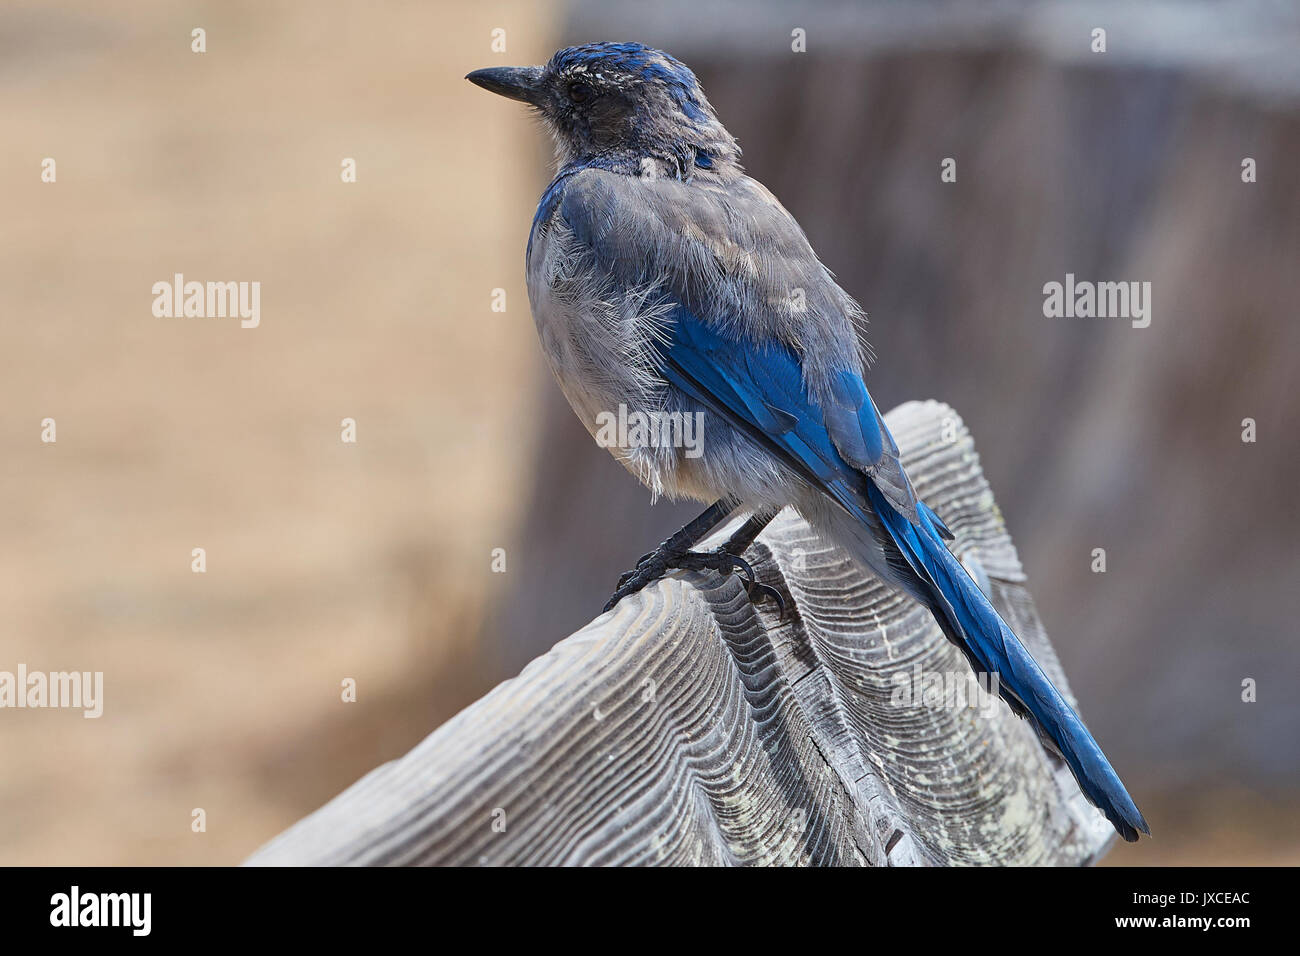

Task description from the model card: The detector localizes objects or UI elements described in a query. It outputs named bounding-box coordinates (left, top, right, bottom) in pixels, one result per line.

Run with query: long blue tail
left=865, top=483, right=1150, bottom=842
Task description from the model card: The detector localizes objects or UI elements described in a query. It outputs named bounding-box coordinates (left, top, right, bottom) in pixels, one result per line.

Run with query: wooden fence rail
left=246, top=400, right=1115, bottom=866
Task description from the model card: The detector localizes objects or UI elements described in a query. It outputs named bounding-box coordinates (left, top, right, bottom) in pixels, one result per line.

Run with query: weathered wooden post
left=247, top=401, right=1115, bottom=866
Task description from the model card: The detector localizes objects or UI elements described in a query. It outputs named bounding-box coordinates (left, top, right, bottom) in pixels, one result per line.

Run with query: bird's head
left=467, top=42, right=739, bottom=176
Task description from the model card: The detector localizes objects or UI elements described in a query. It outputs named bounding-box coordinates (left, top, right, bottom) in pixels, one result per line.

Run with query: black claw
left=614, top=549, right=665, bottom=590
left=604, top=544, right=787, bottom=616
left=675, top=549, right=755, bottom=584
left=728, top=553, right=757, bottom=585
left=746, top=580, right=787, bottom=616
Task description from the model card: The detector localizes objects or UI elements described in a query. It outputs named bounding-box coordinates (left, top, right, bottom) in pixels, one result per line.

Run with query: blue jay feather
left=507, top=42, right=1147, bottom=843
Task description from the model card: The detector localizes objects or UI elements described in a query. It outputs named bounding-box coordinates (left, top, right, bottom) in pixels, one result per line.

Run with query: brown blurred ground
left=0, top=0, right=555, bottom=864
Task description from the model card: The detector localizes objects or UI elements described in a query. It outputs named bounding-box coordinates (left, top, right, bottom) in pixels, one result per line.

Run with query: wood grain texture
left=246, top=400, right=1116, bottom=866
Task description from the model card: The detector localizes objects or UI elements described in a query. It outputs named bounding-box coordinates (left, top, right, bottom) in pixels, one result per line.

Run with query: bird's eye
left=568, top=81, right=594, bottom=104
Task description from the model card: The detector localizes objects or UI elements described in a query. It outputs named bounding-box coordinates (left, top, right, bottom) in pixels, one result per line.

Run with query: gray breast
left=526, top=210, right=672, bottom=439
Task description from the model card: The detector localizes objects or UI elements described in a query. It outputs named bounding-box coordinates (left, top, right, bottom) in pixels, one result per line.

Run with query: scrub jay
left=468, top=42, right=1148, bottom=842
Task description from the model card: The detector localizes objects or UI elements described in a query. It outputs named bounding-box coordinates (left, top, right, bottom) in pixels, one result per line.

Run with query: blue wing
left=659, top=307, right=949, bottom=541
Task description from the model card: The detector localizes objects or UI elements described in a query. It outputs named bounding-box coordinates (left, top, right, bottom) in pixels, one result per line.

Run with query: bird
left=467, top=41, right=1149, bottom=843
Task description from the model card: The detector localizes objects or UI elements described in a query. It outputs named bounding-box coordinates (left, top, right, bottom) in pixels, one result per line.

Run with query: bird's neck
left=554, top=143, right=742, bottom=183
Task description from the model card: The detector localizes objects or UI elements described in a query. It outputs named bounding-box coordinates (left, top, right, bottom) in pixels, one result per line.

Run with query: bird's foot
left=604, top=544, right=785, bottom=614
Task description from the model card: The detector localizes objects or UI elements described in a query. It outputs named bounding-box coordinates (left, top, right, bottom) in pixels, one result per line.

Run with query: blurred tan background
left=1, top=0, right=557, bottom=864
left=2, top=0, right=1297, bottom=865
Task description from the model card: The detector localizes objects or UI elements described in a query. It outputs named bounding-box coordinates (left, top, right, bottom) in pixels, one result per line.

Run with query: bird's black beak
left=466, top=66, right=544, bottom=105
